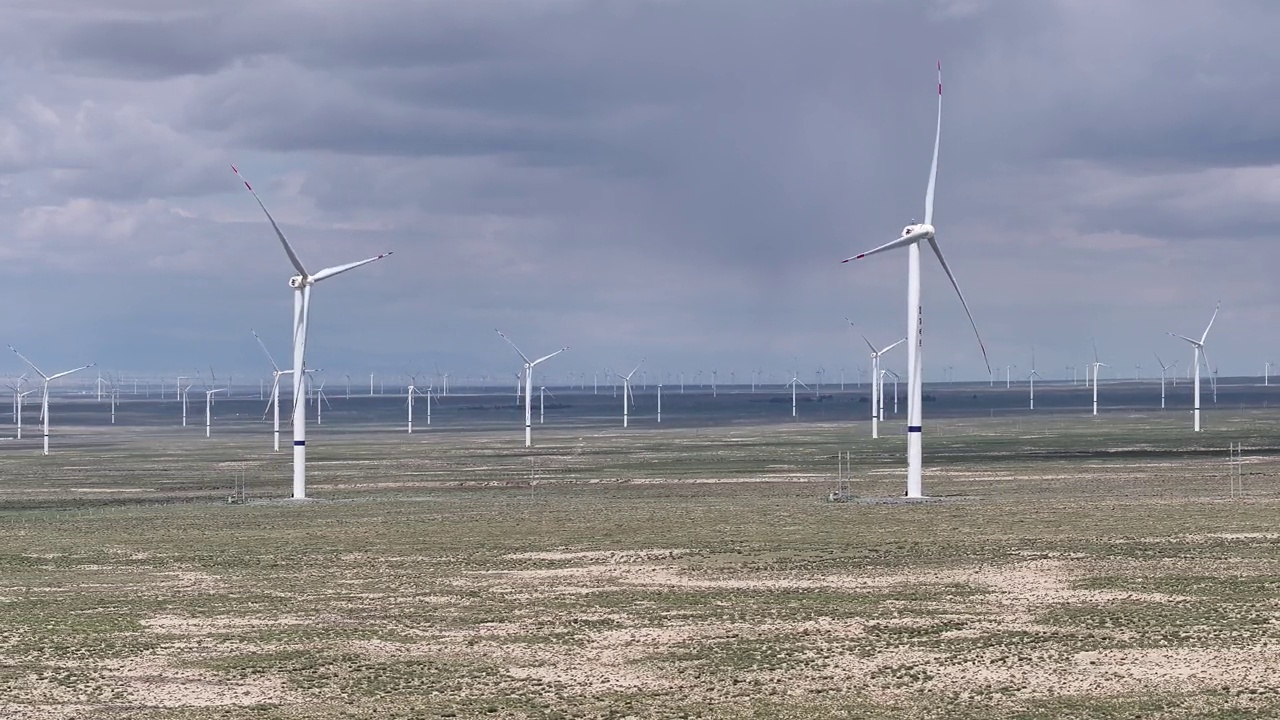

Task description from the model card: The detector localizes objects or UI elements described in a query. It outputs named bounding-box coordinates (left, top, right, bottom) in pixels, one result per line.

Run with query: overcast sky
left=2, top=0, right=1278, bottom=386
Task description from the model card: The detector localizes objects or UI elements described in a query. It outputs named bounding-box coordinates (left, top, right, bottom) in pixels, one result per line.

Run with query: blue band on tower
left=294, top=440, right=306, bottom=446
left=907, top=425, right=922, bottom=433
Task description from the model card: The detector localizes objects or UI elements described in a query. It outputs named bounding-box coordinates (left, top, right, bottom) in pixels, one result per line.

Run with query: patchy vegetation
left=1, top=410, right=1279, bottom=717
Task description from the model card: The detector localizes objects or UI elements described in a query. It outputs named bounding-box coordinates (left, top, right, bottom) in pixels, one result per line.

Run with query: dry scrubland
left=1, top=411, right=1279, bottom=718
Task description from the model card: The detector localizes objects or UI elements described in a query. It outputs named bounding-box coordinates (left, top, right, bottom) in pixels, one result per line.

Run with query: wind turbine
left=234, top=164, right=393, bottom=499
left=178, top=377, right=193, bottom=427
left=252, top=330, right=292, bottom=452
left=1089, top=341, right=1109, bottom=416
left=539, top=385, right=555, bottom=424
left=1028, top=348, right=1040, bottom=410
left=839, top=63, right=989, bottom=498
left=1153, top=354, right=1177, bottom=410
left=196, top=370, right=226, bottom=439
left=15, top=388, right=35, bottom=440
left=313, top=379, right=330, bottom=426
left=107, top=372, right=118, bottom=424
left=8, top=347, right=93, bottom=455
left=1168, top=302, right=1220, bottom=432
left=496, top=330, right=567, bottom=447
left=848, top=319, right=905, bottom=440
left=785, top=370, right=810, bottom=419
left=615, top=359, right=644, bottom=428
left=406, top=382, right=421, bottom=434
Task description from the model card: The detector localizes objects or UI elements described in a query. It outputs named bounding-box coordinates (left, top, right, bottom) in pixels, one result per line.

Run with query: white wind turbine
left=203, top=386, right=226, bottom=438
left=539, top=385, right=556, bottom=424
left=785, top=370, right=810, bottom=418
left=616, top=359, right=644, bottom=428
left=1168, top=302, right=1219, bottom=432
left=848, top=319, right=905, bottom=440
left=1154, top=353, right=1178, bottom=410
left=106, top=372, right=119, bottom=424
left=497, top=330, right=567, bottom=447
left=840, top=63, right=989, bottom=498
left=1028, top=348, right=1040, bottom=410
left=15, top=388, right=35, bottom=439
left=178, top=376, right=193, bottom=427
left=1089, top=341, right=1109, bottom=417
left=197, top=370, right=226, bottom=439
left=253, top=330, right=292, bottom=451
left=313, top=379, right=330, bottom=426
left=9, top=347, right=93, bottom=455
left=234, top=165, right=393, bottom=500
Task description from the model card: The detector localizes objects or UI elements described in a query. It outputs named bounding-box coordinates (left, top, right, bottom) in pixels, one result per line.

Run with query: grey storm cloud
left=2, top=0, right=1280, bottom=382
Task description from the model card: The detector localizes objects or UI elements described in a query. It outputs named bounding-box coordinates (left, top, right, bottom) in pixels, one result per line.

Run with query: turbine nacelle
left=902, top=223, right=935, bottom=240
left=289, top=275, right=308, bottom=288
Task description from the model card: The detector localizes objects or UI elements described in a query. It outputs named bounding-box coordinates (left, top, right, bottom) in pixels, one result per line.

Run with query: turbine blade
left=627, top=358, right=646, bottom=379
left=252, top=330, right=281, bottom=372
left=47, top=363, right=94, bottom=381
left=861, top=334, right=877, bottom=354
left=311, top=252, right=393, bottom=283
left=1199, top=302, right=1221, bottom=344
left=1153, top=352, right=1164, bottom=370
left=496, top=330, right=532, bottom=365
left=924, top=61, right=942, bottom=226
left=8, top=346, right=47, bottom=380
left=927, top=237, right=990, bottom=373
left=1200, top=349, right=1217, bottom=390
left=882, top=338, right=907, bottom=354
left=531, top=347, right=568, bottom=366
left=841, top=234, right=913, bottom=263
left=231, top=164, right=309, bottom=278
left=1168, top=332, right=1201, bottom=347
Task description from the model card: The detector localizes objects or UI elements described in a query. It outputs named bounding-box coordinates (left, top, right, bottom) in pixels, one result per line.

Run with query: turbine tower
left=497, top=330, right=567, bottom=447
left=9, top=347, right=93, bottom=456
left=234, top=165, right=393, bottom=499
left=840, top=63, right=989, bottom=497
left=1168, top=302, right=1220, bottom=432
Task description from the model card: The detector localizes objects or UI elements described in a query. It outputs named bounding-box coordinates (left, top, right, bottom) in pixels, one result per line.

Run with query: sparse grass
left=1, top=405, right=1279, bottom=717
